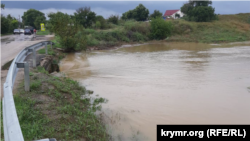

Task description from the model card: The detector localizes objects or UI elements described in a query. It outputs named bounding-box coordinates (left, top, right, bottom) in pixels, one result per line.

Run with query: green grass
left=0, top=67, right=111, bottom=140
left=51, top=35, right=62, bottom=48
left=38, top=46, right=55, bottom=56
left=36, top=30, right=50, bottom=35
left=168, top=13, right=250, bottom=43
left=84, top=20, right=150, bottom=49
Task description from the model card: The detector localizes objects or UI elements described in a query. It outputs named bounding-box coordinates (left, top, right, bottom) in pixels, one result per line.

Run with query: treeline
left=1, top=14, right=20, bottom=34
left=181, top=0, right=218, bottom=22
left=1, top=4, right=20, bottom=34
left=46, top=4, right=174, bottom=51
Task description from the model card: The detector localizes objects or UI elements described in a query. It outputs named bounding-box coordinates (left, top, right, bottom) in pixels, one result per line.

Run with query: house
left=163, top=10, right=184, bottom=19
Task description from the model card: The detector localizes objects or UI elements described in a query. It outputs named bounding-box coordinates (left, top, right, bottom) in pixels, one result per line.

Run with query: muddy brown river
left=60, top=42, right=250, bottom=141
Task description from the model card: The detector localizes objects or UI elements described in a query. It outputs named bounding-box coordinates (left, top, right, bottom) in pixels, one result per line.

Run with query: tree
left=180, top=0, right=217, bottom=22
left=47, top=12, right=87, bottom=51
left=1, top=16, right=9, bottom=34
left=189, top=6, right=216, bottom=22
left=121, top=10, right=133, bottom=20
left=95, top=21, right=101, bottom=29
left=189, top=0, right=212, bottom=7
left=108, top=15, right=119, bottom=24
left=150, top=17, right=173, bottom=40
left=74, top=7, right=96, bottom=28
left=9, top=19, right=19, bottom=32
left=22, top=9, right=46, bottom=28
left=121, top=4, right=149, bottom=21
left=150, top=10, right=162, bottom=19
left=34, top=16, right=46, bottom=29
left=95, top=15, right=106, bottom=29
left=1, top=3, right=5, bottom=9
left=132, top=4, right=149, bottom=21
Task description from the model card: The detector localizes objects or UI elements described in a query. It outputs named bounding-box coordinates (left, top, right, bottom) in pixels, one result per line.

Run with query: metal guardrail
left=2, top=41, right=56, bottom=141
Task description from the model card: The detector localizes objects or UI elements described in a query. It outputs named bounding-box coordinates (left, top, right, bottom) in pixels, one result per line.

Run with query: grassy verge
left=85, top=20, right=150, bottom=49
left=36, top=30, right=50, bottom=35
left=84, top=13, right=250, bottom=50
left=51, top=35, right=62, bottom=49
left=168, top=13, right=250, bottom=43
left=1, top=67, right=111, bottom=140
left=38, top=46, right=56, bottom=56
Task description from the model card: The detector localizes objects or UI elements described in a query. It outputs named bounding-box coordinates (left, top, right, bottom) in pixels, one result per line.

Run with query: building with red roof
left=163, top=9, right=184, bottom=19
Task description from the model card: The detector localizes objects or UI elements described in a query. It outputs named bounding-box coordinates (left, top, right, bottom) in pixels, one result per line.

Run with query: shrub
left=87, top=36, right=99, bottom=46
left=150, top=17, right=173, bottom=39
left=84, top=28, right=96, bottom=35
left=130, top=32, right=146, bottom=41
left=124, top=21, right=150, bottom=35
left=95, top=21, right=101, bottom=29
left=95, top=15, right=106, bottom=29
left=108, top=15, right=119, bottom=25
left=48, top=12, right=87, bottom=51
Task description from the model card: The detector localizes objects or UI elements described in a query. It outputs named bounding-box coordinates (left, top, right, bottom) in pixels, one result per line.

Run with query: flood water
left=60, top=42, right=250, bottom=141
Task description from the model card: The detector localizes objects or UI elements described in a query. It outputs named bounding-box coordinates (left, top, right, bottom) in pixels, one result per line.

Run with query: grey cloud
left=1, top=0, right=249, bottom=19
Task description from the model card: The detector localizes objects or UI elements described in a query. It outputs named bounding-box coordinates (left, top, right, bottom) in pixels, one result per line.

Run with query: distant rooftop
left=163, top=10, right=179, bottom=17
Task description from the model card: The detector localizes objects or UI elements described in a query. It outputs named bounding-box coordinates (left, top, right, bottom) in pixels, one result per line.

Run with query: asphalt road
left=1, top=33, right=54, bottom=97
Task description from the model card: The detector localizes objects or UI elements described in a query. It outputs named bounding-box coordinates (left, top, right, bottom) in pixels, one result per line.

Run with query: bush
left=86, top=35, right=99, bottom=46
left=95, top=15, right=107, bottom=29
left=150, top=18, right=173, bottom=40
left=84, top=28, right=96, bottom=35
left=131, top=32, right=146, bottom=41
left=48, top=12, right=87, bottom=51
left=108, top=15, right=119, bottom=25
left=95, top=21, right=101, bottom=29
left=124, top=21, right=150, bottom=35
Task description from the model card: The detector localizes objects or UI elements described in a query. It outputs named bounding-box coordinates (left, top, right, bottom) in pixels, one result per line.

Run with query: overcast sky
left=1, top=1, right=250, bottom=20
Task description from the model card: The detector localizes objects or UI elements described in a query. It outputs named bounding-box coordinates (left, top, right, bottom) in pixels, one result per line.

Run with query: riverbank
left=168, top=13, right=250, bottom=43
left=1, top=37, right=112, bottom=140
left=1, top=66, right=110, bottom=140
left=51, top=13, right=250, bottom=51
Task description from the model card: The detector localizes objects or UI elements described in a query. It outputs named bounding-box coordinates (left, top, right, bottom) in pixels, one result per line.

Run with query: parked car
left=25, top=26, right=34, bottom=34
left=13, top=29, right=20, bottom=34
left=19, top=29, right=24, bottom=34
left=24, top=29, right=32, bottom=35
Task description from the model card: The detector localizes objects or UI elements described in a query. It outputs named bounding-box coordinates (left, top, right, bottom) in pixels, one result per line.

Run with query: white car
left=19, top=29, right=24, bottom=34
left=13, top=29, right=20, bottom=34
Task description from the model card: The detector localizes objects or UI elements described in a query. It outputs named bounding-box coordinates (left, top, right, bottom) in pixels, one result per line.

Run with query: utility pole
left=19, top=15, right=20, bottom=28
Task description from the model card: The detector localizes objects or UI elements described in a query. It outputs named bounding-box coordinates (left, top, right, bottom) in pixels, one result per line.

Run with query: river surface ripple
left=60, top=42, right=250, bottom=141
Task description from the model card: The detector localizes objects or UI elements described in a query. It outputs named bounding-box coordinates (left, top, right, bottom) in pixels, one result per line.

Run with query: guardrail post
left=16, top=62, right=30, bottom=91
left=51, top=42, right=53, bottom=50
left=45, top=42, right=48, bottom=55
left=24, top=62, right=30, bottom=91
left=33, top=49, right=36, bottom=67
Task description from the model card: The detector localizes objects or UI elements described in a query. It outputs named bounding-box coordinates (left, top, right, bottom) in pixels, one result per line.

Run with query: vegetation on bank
left=36, top=30, right=51, bottom=36
left=168, top=13, right=250, bottom=43
left=49, top=12, right=250, bottom=51
left=1, top=67, right=111, bottom=141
